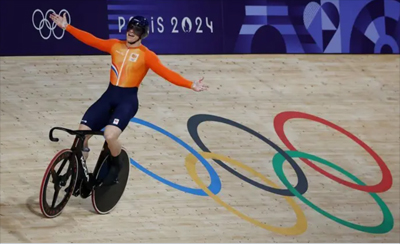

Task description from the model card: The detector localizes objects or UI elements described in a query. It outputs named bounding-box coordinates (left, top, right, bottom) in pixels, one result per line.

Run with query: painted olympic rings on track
left=274, top=111, right=392, bottom=193
left=185, top=151, right=307, bottom=236
left=187, top=114, right=308, bottom=197
left=126, top=112, right=393, bottom=235
left=129, top=117, right=221, bottom=196
left=272, top=150, right=394, bottom=234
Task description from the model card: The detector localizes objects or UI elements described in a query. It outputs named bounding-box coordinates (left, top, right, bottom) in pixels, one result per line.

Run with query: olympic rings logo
left=32, top=9, right=71, bottom=40
left=127, top=111, right=394, bottom=235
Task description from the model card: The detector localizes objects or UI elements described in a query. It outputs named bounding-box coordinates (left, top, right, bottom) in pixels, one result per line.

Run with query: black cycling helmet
left=127, top=16, right=149, bottom=41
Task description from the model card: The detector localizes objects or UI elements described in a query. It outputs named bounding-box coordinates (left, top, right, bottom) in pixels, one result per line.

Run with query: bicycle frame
left=49, top=127, right=106, bottom=185
left=72, top=137, right=90, bottom=182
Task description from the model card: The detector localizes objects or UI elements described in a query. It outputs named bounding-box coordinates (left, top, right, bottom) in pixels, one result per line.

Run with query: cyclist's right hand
left=50, top=13, right=68, bottom=29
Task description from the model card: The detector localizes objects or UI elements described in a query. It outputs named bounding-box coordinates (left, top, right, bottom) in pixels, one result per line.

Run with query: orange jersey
left=65, top=25, right=193, bottom=89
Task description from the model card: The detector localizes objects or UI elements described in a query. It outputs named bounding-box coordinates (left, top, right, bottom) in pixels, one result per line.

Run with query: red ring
left=273, top=111, right=392, bottom=193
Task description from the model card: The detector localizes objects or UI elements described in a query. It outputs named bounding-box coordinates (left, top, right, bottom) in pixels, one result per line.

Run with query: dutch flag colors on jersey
left=65, top=24, right=193, bottom=89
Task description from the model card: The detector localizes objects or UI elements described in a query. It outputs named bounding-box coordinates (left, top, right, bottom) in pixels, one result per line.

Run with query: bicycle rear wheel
left=39, top=149, right=78, bottom=218
left=91, top=148, right=130, bottom=214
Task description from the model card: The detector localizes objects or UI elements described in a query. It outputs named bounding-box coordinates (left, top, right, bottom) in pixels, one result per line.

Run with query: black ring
left=187, top=114, right=308, bottom=196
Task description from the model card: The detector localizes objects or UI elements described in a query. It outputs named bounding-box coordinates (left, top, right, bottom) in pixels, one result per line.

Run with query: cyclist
left=50, top=13, right=208, bottom=186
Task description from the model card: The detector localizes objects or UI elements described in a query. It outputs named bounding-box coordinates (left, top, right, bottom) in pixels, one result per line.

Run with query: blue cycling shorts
left=81, top=83, right=139, bottom=132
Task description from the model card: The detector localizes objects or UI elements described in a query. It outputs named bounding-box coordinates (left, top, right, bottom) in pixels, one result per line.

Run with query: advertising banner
left=106, top=0, right=224, bottom=54
left=229, top=0, right=400, bottom=54
left=107, top=0, right=400, bottom=54
left=0, top=0, right=109, bottom=56
left=1, top=0, right=399, bottom=55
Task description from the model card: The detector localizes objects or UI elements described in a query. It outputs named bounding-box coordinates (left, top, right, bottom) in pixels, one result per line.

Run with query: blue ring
left=128, top=117, right=222, bottom=196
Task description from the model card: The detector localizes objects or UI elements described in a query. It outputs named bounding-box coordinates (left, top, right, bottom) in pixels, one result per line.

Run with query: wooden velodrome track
left=0, top=54, right=399, bottom=243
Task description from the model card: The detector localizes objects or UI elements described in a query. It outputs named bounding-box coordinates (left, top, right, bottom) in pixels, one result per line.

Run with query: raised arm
left=145, top=50, right=193, bottom=89
left=65, top=25, right=118, bottom=53
left=50, top=13, right=118, bottom=53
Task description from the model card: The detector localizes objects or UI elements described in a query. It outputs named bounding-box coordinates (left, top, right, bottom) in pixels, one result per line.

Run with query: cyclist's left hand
left=191, top=77, right=209, bottom=92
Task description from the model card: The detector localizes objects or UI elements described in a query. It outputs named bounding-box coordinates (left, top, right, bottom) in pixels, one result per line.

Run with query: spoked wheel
left=92, top=148, right=130, bottom=215
left=39, top=149, right=78, bottom=218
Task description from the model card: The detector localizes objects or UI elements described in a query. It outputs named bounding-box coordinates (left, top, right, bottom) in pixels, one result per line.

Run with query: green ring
left=272, top=151, right=393, bottom=234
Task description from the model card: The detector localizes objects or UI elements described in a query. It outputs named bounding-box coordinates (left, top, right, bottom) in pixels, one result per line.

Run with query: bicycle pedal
left=79, top=187, right=92, bottom=199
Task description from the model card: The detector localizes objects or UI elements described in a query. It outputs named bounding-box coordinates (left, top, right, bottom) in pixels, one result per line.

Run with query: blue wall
left=1, top=0, right=399, bottom=55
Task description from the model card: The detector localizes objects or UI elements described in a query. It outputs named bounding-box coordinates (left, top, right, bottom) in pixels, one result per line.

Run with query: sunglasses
left=127, top=24, right=144, bottom=36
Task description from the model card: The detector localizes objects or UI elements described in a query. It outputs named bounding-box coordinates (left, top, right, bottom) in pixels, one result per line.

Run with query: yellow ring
left=185, top=152, right=307, bottom=235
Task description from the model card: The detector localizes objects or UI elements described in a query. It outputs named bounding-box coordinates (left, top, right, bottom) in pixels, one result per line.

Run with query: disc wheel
left=92, top=148, right=130, bottom=214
